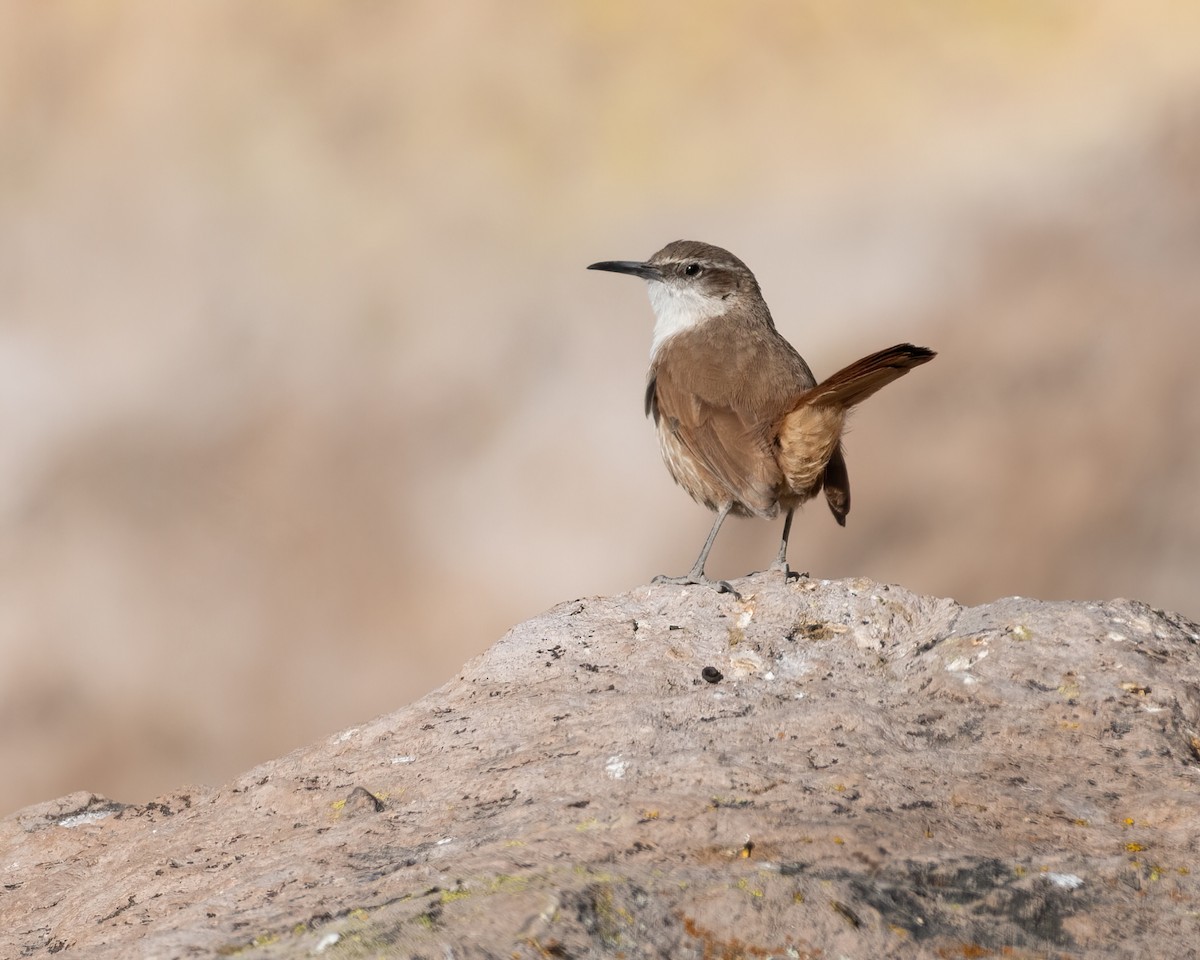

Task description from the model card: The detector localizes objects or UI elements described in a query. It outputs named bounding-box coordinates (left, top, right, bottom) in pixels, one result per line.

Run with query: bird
left=588, top=239, right=935, bottom=594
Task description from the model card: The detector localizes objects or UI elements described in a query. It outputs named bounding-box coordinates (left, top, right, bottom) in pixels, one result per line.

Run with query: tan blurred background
left=2, top=1, right=1199, bottom=816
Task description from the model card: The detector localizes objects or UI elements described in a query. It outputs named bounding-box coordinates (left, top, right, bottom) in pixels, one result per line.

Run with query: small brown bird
left=588, top=240, right=935, bottom=593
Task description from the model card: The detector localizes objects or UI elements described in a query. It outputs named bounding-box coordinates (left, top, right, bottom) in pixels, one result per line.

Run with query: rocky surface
left=7, top=6, right=1200, bottom=819
left=4, top=575, right=1200, bottom=958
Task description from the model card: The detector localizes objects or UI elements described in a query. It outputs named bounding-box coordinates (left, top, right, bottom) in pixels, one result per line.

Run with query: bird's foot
left=767, top=559, right=806, bottom=583
left=652, top=573, right=742, bottom=600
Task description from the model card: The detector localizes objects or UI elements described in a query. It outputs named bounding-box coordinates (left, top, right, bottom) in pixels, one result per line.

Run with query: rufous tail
left=775, top=344, right=935, bottom=516
left=802, top=343, right=935, bottom=409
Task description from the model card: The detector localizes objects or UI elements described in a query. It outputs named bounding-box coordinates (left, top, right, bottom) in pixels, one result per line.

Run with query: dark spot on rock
left=701, top=667, right=723, bottom=684
left=343, top=786, right=385, bottom=814
left=831, top=900, right=861, bottom=927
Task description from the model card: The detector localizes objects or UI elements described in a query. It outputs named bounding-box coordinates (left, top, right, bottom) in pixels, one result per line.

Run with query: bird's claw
left=767, top=560, right=805, bottom=583
left=652, top=573, right=743, bottom=600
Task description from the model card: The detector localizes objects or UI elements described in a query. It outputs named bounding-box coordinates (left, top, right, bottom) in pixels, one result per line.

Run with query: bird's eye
left=684, top=263, right=701, bottom=277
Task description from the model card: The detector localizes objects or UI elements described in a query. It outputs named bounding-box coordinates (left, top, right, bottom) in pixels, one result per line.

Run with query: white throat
left=646, top=281, right=726, bottom=357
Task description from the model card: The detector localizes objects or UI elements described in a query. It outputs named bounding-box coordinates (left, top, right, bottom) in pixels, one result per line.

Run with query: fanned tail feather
left=802, top=343, right=935, bottom=409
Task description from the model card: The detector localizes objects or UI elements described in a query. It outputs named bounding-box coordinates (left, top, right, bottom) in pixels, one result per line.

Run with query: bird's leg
left=653, top=501, right=740, bottom=597
left=686, top=502, right=732, bottom=581
left=768, top=508, right=801, bottom=581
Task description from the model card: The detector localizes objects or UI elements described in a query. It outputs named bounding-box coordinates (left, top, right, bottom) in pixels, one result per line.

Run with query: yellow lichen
left=735, top=878, right=764, bottom=898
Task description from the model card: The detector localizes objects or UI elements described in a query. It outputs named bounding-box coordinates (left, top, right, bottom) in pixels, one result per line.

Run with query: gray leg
left=653, top=502, right=740, bottom=597
left=685, top=501, right=733, bottom=579
left=769, top=508, right=798, bottom=580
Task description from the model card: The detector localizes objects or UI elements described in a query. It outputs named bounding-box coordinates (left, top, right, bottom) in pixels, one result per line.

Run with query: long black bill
left=586, top=260, right=662, bottom=281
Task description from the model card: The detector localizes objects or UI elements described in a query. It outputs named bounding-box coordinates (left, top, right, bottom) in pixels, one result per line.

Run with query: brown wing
left=652, top=362, right=780, bottom=516
left=649, top=317, right=812, bottom=517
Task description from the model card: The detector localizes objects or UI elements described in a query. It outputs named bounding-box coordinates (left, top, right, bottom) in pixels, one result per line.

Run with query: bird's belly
left=655, top=420, right=779, bottom=519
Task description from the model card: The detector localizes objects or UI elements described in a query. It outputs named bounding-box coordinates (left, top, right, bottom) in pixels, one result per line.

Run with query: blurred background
left=2, top=1, right=1199, bottom=815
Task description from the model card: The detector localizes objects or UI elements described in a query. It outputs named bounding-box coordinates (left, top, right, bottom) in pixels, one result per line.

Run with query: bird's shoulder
left=649, top=314, right=814, bottom=427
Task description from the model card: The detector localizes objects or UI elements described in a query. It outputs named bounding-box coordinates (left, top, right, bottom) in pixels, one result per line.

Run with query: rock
left=3, top=575, right=1199, bottom=958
